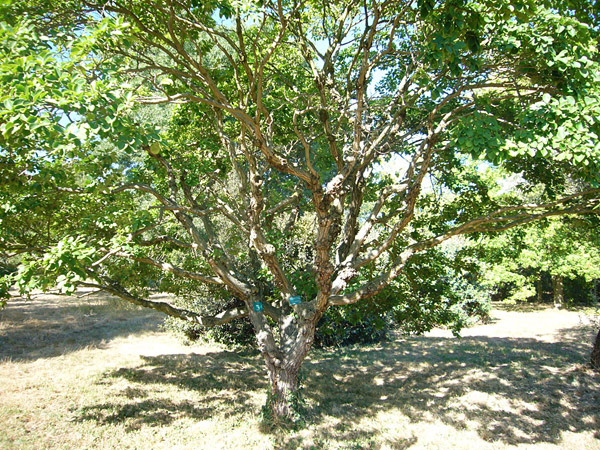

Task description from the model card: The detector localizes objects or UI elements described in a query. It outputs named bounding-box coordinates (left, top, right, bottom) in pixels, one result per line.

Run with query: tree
left=476, top=208, right=600, bottom=307
left=2, top=0, right=600, bottom=421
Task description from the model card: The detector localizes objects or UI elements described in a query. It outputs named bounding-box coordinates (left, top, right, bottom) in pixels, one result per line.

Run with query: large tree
left=2, top=0, right=600, bottom=420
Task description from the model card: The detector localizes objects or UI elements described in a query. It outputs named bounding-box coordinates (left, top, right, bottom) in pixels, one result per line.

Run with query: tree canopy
left=1, top=0, right=599, bottom=421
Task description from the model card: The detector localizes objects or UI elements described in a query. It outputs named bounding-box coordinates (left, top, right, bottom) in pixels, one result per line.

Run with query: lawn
left=1, top=291, right=599, bottom=449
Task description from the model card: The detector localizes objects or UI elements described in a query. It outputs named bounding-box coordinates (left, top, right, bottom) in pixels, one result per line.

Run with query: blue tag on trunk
left=253, top=301, right=263, bottom=312
left=289, top=296, right=302, bottom=305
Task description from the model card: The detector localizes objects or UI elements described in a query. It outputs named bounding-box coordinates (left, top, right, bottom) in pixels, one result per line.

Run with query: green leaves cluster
left=506, top=93, right=600, bottom=181
left=15, top=236, right=96, bottom=295
left=0, top=13, right=164, bottom=305
left=480, top=217, right=600, bottom=304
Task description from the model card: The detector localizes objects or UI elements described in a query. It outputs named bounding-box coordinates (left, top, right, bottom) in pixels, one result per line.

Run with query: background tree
left=2, top=0, right=600, bottom=422
left=478, top=217, right=600, bottom=307
left=449, top=166, right=600, bottom=307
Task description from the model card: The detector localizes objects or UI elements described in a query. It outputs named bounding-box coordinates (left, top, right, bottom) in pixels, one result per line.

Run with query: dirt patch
left=428, top=306, right=599, bottom=342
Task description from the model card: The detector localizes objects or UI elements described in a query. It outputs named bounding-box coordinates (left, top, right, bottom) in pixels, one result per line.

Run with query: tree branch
left=329, top=191, right=600, bottom=306
left=80, top=281, right=247, bottom=327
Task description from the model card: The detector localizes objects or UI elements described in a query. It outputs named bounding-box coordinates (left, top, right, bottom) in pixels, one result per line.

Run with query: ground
left=0, top=290, right=599, bottom=449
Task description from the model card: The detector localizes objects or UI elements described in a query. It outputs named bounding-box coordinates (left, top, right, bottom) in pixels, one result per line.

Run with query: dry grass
left=1, top=291, right=599, bottom=449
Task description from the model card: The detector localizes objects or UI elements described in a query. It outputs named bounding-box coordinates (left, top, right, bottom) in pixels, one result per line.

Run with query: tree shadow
left=0, top=295, right=163, bottom=361
left=11, top=292, right=595, bottom=446
left=107, top=351, right=266, bottom=393
left=75, top=350, right=268, bottom=431
left=73, top=323, right=599, bottom=447
left=296, top=328, right=599, bottom=447
left=78, top=398, right=213, bottom=432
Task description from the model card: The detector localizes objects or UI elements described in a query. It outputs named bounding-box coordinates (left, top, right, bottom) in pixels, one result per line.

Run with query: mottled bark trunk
left=591, top=328, right=600, bottom=372
left=263, top=322, right=316, bottom=422
left=536, top=276, right=543, bottom=303
left=552, top=275, right=564, bottom=309
left=266, top=362, right=300, bottom=419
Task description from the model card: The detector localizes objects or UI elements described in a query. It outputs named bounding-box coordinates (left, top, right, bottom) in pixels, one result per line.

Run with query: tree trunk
left=591, top=328, right=600, bottom=372
left=262, top=321, right=316, bottom=423
left=552, top=275, right=564, bottom=309
left=266, top=362, right=301, bottom=420
left=537, top=275, right=543, bottom=303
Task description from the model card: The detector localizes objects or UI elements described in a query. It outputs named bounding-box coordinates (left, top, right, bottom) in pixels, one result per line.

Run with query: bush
left=162, top=295, right=258, bottom=349
left=314, top=302, right=391, bottom=349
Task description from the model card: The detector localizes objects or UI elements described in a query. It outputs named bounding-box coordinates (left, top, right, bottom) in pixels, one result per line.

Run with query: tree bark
left=262, top=321, right=316, bottom=422
left=552, top=275, right=564, bottom=309
left=591, top=328, right=600, bottom=372
left=266, top=362, right=301, bottom=420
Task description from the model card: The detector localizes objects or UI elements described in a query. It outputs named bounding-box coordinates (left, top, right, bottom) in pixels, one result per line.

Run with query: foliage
left=477, top=216, right=600, bottom=304
left=0, top=16, right=160, bottom=303
left=313, top=302, right=392, bottom=349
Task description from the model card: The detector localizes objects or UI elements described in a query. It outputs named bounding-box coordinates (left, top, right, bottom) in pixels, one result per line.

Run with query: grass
left=1, top=291, right=599, bottom=449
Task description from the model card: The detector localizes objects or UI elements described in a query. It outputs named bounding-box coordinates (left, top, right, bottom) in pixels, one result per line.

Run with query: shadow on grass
left=297, top=328, right=599, bottom=447
left=77, top=350, right=267, bottom=431
left=77, top=324, right=599, bottom=447
left=109, top=351, right=266, bottom=393
left=78, top=398, right=214, bottom=432
left=0, top=296, right=163, bottom=361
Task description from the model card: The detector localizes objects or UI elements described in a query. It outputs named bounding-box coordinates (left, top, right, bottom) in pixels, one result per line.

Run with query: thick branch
left=80, top=281, right=247, bottom=327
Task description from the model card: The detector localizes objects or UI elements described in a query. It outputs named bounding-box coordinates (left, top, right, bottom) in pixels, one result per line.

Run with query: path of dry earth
left=1, top=291, right=599, bottom=449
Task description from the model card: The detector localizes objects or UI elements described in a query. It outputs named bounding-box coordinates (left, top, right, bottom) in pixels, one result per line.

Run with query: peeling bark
left=266, top=362, right=301, bottom=420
